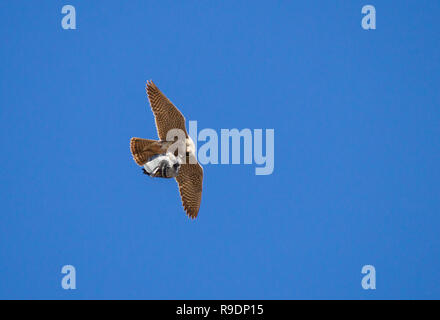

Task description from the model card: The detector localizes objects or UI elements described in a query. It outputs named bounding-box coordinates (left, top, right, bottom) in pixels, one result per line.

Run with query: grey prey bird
left=130, top=81, right=203, bottom=219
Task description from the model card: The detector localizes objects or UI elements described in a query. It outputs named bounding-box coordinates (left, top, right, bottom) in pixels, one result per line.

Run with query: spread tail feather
left=130, top=138, right=167, bottom=166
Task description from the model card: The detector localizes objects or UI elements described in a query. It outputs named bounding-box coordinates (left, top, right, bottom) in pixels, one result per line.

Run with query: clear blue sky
left=1, top=1, right=439, bottom=299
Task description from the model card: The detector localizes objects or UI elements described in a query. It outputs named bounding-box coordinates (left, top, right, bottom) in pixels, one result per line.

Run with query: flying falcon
left=130, top=81, right=203, bottom=219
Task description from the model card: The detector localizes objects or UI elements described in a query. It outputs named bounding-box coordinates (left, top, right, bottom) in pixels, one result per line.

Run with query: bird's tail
left=130, top=138, right=167, bottom=166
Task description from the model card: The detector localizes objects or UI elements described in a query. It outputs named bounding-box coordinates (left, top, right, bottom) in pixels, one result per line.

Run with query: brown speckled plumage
left=130, top=81, right=204, bottom=218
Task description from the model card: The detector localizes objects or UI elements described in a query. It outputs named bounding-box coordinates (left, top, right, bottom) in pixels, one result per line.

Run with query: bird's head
left=186, top=137, right=196, bottom=157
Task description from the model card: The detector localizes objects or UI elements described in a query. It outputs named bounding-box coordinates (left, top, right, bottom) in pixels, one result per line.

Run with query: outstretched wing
left=146, top=80, right=188, bottom=141
left=175, top=163, right=203, bottom=218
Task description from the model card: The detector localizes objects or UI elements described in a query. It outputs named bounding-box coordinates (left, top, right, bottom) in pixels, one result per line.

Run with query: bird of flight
left=130, top=81, right=203, bottom=219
